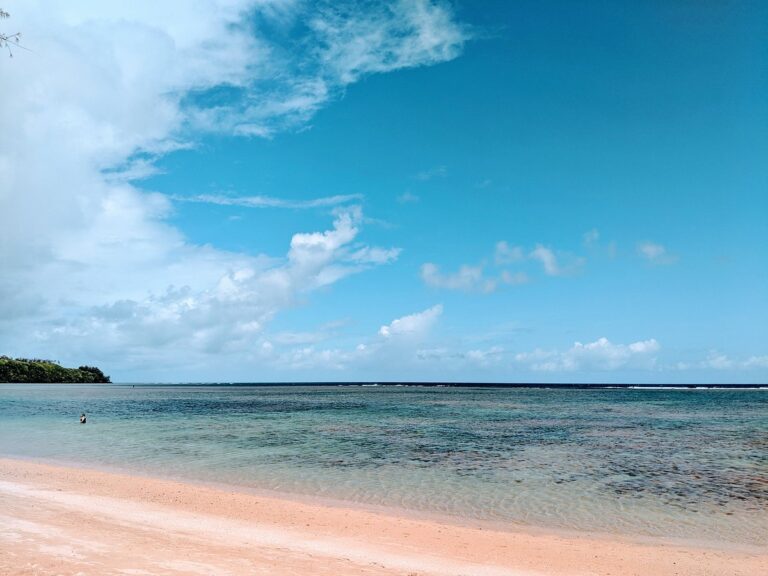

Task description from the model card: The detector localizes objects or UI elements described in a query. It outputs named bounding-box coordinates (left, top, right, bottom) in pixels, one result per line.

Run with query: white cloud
left=415, top=348, right=454, bottom=360
left=529, top=245, right=560, bottom=276
left=744, top=355, right=768, bottom=369
left=189, top=0, right=468, bottom=136
left=421, top=263, right=497, bottom=293
left=415, top=165, right=448, bottom=181
left=347, top=246, right=402, bottom=265
left=500, top=271, right=529, bottom=285
left=678, top=352, right=768, bottom=371
left=311, top=2, right=466, bottom=85
left=494, top=241, right=524, bottom=265
left=583, top=228, right=600, bottom=246
left=515, top=337, right=660, bottom=372
left=529, top=244, right=584, bottom=276
left=423, top=239, right=584, bottom=294
left=637, top=242, right=665, bottom=260
left=25, top=208, right=396, bottom=367
left=637, top=241, right=677, bottom=264
left=251, top=305, right=447, bottom=373
left=702, top=351, right=733, bottom=370
left=413, top=345, right=503, bottom=366
left=397, top=191, right=420, bottom=204
left=379, top=305, right=443, bottom=338
left=465, top=345, right=504, bottom=365
left=273, top=331, right=329, bottom=345
left=274, top=345, right=358, bottom=371
left=174, top=193, right=363, bottom=209
left=0, top=1, right=464, bottom=374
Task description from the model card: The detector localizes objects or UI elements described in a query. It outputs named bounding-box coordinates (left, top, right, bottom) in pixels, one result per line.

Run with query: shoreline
left=4, top=452, right=764, bottom=555
left=1, top=458, right=765, bottom=575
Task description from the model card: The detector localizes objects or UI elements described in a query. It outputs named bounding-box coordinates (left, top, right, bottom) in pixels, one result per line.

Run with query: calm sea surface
left=0, top=385, right=765, bottom=546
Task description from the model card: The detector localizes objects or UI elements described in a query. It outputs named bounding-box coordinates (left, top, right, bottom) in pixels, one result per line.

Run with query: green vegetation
left=0, top=357, right=111, bottom=383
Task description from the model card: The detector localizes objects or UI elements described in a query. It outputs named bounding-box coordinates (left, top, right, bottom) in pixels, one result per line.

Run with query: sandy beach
left=0, top=459, right=764, bottom=576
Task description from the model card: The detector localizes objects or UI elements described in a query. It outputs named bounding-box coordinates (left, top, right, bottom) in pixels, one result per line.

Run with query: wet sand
left=0, top=458, right=764, bottom=575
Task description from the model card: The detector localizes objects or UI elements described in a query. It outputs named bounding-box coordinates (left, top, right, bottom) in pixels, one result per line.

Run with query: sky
left=0, top=0, right=766, bottom=383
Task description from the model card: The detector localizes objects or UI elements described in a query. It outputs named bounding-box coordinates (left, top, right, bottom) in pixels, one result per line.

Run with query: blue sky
left=1, top=0, right=766, bottom=382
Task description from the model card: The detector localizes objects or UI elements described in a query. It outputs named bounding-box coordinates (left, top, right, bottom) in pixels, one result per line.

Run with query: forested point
left=0, top=356, right=111, bottom=383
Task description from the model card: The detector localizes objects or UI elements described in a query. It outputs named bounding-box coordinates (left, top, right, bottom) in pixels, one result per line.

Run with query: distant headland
left=0, top=356, right=111, bottom=383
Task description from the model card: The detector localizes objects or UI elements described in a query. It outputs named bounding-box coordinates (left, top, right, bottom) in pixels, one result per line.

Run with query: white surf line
left=0, top=480, right=537, bottom=576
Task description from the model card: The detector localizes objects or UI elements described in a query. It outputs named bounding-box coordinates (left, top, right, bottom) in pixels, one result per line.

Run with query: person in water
left=80, top=413, right=86, bottom=424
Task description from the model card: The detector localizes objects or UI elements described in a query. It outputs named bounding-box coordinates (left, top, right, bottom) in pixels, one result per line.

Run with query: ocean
left=0, top=384, right=765, bottom=547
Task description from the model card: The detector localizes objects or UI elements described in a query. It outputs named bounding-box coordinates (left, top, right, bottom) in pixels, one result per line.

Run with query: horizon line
left=96, top=382, right=768, bottom=388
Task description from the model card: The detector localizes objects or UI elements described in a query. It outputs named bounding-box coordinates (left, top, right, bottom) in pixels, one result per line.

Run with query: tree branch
left=0, top=8, right=23, bottom=57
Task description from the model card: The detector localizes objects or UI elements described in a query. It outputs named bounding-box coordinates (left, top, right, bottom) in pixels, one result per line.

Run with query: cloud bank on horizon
left=1, top=0, right=766, bottom=382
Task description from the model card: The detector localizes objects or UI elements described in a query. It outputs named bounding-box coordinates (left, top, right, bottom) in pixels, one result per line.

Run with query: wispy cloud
left=637, top=241, right=678, bottom=265
left=422, top=239, right=583, bottom=293
left=312, top=2, right=467, bottom=84
left=415, top=345, right=504, bottom=366
left=529, top=245, right=560, bottom=275
left=676, top=351, right=768, bottom=371
left=421, top=263, right=499, bottom=293
left=583, top=228, right=600, bottom=246
left=744, top=355, right=768, bottom=369
left=249, top=302, right=447, bottom=373
left=515, top=337, right=660, bottom=372
left=494, top=241, right=524, bottom=265
left=500, top=271, right=529, bottom=285
left=702, top=351, right=733, bottom=370
left=272, top=331, right=331, bottom=346
left=172, top=193, right=363, bottom=210
left=415, top=165, right=447, bottom=181
left=190, top=0, right=469, bottom=137
left=420, top=261, right=529, bottom=293
left=397, top=191, right=420, bottom=204
left=529, top=244, right=585, bottom=276
left=347, top=246, right=402, bottom=264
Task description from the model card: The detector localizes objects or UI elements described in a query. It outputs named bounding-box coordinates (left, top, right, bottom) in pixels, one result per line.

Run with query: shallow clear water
left=0, top=385, right=766, bottom=546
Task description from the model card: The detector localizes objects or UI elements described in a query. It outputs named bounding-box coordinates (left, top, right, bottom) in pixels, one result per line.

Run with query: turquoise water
left=0, top=385, right=766, bottom=546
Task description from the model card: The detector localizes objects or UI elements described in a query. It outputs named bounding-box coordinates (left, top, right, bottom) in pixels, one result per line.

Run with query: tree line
left=0, top=356, right=111, bottom=383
